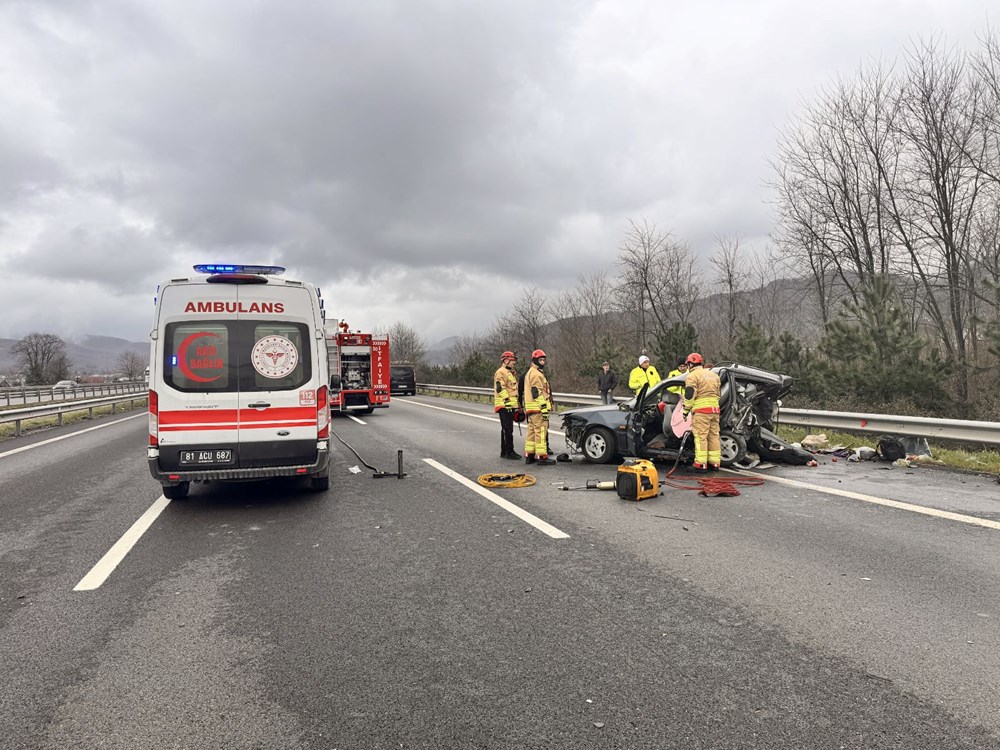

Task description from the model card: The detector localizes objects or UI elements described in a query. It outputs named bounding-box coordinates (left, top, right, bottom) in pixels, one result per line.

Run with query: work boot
left=505, top=450, right=522, bottom=460
left=535, top=456, right=556, bottom=466
left=708, top=464, right=721, bottom=472
left=525, top=454, right=536, bottom=464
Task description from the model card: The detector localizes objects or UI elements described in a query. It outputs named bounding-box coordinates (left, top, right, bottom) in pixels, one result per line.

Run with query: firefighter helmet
left=686, top=352, right=704, bottom=365
left=501, top=350, right=516, bottom=361
left=531, top=349, right=546, bottom=359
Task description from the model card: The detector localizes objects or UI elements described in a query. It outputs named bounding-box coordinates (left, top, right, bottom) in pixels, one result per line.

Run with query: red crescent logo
left=177, top=331, right=223, bottom=383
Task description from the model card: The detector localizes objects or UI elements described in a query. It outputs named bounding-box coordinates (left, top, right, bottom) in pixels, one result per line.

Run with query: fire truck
left=325, top=321, right=390, bottom=414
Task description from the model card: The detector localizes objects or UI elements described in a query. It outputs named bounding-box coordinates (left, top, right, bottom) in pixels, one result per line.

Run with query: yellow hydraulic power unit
left=615, top=459, right=660, bottom=501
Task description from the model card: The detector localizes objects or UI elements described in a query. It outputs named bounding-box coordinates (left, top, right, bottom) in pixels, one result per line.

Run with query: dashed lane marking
left=74, top=495, right=171, bottom=591
left=733, top=469, right=1000, bottom=531
left=394, top=399, right=565, bottom=436
left=0, top=413, right=145, bottom=460
left=347, top=414, right=367, bottom=425
left=423, top=458, right=570, bottom=539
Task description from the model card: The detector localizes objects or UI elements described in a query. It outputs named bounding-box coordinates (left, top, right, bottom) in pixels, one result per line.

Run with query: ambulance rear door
left=236, top=284, right=321, bottom=469
left=156, top=283, right=240, bottom=472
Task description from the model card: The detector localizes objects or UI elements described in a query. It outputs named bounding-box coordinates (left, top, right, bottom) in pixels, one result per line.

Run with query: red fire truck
left=326, top=321, right=390, bottom=414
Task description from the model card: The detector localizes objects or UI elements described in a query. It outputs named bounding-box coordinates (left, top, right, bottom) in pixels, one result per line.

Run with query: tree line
left=6, top=333, right=146, bottom=385
left=401, top=31, right=1000, bottom=421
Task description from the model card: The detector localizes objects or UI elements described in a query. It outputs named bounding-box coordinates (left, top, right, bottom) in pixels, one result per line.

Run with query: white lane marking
left=734, top=469, right=1000, bottom=531
left=423, top=458, right=570, bottom=539
left=0, top=413, right=145, bottom=460
left=74, top=495, right=172, bottom=591
left=395, top=399, right=564, bottom=436
left=347, top=414, right=367, bottom=425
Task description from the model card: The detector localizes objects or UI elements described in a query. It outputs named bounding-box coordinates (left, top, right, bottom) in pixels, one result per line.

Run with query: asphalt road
left=1, top=395, right=999, bottom=749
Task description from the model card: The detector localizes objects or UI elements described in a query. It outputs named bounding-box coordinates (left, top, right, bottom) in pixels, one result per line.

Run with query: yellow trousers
left=525, top=413, right=549, bottom=457
left=692, top=412, right=721, bottom=467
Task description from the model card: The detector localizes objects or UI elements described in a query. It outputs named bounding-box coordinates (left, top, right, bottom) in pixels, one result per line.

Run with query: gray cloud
left=0, top=0, right=996, bottom=343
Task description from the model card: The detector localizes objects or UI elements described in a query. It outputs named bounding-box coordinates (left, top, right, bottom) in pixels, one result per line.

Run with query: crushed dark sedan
left=560, top=363, right=794, bottom=467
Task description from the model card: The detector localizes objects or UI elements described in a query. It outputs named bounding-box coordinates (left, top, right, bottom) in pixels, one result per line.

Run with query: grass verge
left=0, top=400, right=147, bottom=441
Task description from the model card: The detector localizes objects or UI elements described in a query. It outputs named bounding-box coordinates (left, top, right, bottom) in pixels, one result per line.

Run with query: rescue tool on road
left=147, top=264, right=333, bottom=499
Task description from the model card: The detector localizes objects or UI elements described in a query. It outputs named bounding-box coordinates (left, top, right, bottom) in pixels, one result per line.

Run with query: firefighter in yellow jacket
left=493, top=351, right=521, bottom=460
left=683, top=352, right=721, bottom=470
left=523, top=349, right=555, bottom=465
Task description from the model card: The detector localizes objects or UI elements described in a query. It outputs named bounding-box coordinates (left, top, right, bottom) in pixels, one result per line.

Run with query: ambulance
left=147, top=264, right=332, bottom=499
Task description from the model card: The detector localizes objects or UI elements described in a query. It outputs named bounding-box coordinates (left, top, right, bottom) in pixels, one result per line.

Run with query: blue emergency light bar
left=193, top=264, right=286, bottom=275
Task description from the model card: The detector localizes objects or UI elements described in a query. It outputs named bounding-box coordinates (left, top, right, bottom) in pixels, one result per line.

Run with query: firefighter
left=493, top=351, right=521, bottom=460
left=682, top=352, right=721, bottom=470
left=666, top=357, right=688, bottom=397
left=523, top=349, right=555, bottom=465
left=628, top=355, right=661, bottom=395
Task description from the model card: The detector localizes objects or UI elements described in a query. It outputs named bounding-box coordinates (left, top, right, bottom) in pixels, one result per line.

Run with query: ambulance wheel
left=719, top=431, right=747, bottom=467
left=582, top=427, right=616, bottom=464
left=310, top=476, right=330, bottom=491
left=163, top=482, right=190, bottom=500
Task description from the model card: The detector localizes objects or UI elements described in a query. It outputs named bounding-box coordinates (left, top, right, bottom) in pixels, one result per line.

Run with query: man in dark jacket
left=597, top=362, right=619, bottom=404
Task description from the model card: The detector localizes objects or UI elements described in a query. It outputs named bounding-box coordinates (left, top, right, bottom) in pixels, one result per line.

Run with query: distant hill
left=425, top=335, right=459, bottom=366
left=0, top=334, right=147, bottom=378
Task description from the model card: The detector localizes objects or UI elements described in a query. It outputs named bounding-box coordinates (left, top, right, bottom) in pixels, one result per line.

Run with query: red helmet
left=501, top=351, right=516, bottom=361
left=531, top=349, right=546, bottom=359
left=686, top=352, right=703, bottom=365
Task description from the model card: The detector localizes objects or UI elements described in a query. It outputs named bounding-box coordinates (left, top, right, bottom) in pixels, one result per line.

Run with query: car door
left=236, top=287, right=319, bottom=468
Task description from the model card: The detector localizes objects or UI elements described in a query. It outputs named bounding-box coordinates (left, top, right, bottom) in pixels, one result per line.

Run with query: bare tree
left=386, top=321, right=427, bottom=366
left=13, top=333, right=71, bottom=384
left=117, top=350, right=147, bottom=381
left=710, top=235, right=750, bottom=347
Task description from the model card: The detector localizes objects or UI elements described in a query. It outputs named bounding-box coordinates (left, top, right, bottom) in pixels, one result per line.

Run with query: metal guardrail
left=0, top=382, right=146, bottom=407
left=417, top=384, right=1000, bottom=447
left=0, top=393, right=148, bottom=437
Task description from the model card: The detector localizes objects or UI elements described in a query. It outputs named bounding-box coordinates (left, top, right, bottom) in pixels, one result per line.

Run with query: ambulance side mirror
left=329, top=373, right=342, bottom=391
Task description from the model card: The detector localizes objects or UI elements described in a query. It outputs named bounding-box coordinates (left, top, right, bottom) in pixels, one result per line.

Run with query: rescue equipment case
left=616, top=459, right=659, bottom=501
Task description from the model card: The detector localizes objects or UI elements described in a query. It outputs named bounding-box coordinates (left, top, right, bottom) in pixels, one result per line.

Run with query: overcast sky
left=0, top=0, right=995, bottom=347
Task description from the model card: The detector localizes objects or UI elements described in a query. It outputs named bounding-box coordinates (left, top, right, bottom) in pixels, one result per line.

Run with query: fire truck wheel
left=363, top=406, right=375, bottom=415
left=163, top=482, right=190, bottom=500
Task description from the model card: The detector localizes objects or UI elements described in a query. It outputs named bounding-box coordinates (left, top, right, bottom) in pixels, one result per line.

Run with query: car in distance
left=52, top=380, right=77, bottom=390
left=390, top=365, right=417, bottom=396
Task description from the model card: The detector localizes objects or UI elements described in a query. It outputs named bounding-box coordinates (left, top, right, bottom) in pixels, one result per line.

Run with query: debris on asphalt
left=801, top=433, right=829, bottom=450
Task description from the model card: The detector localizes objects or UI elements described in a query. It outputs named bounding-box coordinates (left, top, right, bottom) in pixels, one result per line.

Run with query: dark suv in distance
left=390, top=365, right=417, bottom=396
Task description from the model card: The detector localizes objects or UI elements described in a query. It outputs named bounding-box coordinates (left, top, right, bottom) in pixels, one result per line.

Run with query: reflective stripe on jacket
left=683, top=366, right=721, bottom=413
left=524, top=364, right=551, bottom=414
left=493, top=366, right=518, bottom=412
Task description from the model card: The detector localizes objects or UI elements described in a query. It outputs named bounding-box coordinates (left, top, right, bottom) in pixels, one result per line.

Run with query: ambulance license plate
left=179, top=449, right=233, bottom=465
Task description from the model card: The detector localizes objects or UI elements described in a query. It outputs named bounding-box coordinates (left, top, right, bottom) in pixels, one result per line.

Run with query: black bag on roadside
left=876, top=436, right=906, bottom=462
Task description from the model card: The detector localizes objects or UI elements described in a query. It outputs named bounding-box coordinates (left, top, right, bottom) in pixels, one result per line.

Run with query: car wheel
left=582, top=427, right=616, bottom=464
left=719, top=431, right=747, bottom=467
left=163, top=482, right=190, bottom=500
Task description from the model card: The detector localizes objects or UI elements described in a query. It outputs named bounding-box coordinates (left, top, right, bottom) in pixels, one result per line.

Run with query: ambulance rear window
left=164, top=323, right=232, bottom=391
left=244, top=322, right=311, bottom=391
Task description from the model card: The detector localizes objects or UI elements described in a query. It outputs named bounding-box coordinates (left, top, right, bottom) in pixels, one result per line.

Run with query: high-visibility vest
left=628, top=364, right=661, bottom=394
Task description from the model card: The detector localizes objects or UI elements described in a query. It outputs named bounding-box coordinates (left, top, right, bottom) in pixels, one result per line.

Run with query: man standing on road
left=493, top=351, right=521, bottom=460
left=523, top=349, right=555, bottom=466
left=628, top=355, right=661, bottom=395
left=683, top=352, right=721, bottom=470
left=597, top=361, right=618, bottom=404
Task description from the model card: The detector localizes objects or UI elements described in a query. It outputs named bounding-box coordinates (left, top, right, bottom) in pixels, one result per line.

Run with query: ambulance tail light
left=148, top=389, right=159, bottom=446
left=317, top=385, right=330, bottom=438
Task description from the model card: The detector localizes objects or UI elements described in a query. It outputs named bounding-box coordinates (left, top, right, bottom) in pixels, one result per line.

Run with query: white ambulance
left=147, top=264, right=331, bottom=499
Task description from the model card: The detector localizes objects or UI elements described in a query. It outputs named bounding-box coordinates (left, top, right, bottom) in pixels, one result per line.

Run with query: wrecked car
left=561, top=363, right=795, bottom=467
